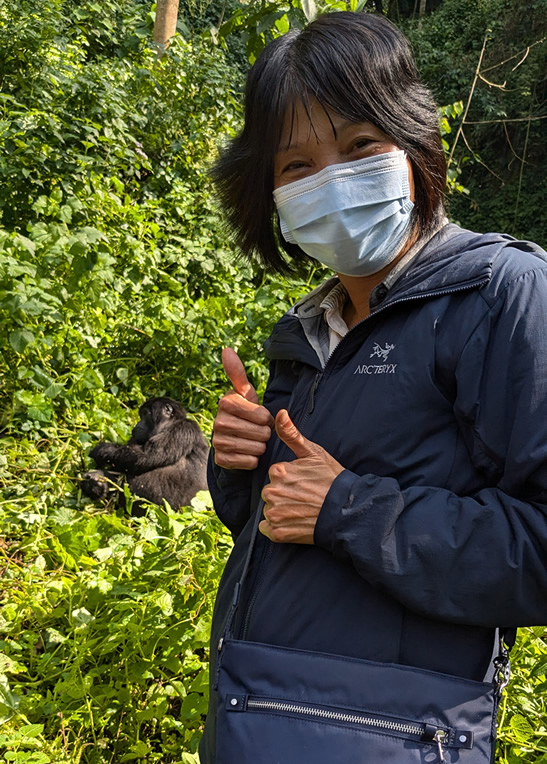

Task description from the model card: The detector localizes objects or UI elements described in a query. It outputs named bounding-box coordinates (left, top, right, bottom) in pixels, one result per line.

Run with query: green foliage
left=216, top=0, right=312, bottom=63
left=0, top=491, right=230, bottom=762
left=0, top=184, right=319, bottom=435
left=403, top=0, right=546, bottom=243
left=497, top=627, right=547, bottom=762
left=0, top=4, right=241, bottom=225
left=214, top=0, right=374, bottom=62
left=438, top=100, right=469, bottom=195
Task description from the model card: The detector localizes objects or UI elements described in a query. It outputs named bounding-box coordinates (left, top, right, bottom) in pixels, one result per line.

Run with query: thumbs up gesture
left=212, top=348, right=275, bottom=470
left=260, top=410, right=344, bottom=545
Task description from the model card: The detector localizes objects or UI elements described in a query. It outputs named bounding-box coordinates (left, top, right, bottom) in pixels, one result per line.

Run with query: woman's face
left=273, top=99, right=414, bottom=201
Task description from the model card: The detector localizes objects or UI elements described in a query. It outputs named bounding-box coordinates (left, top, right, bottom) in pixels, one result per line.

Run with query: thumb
left=275, top=409, right=318, bottom=459
left=222, top=347, right=259, bottom=404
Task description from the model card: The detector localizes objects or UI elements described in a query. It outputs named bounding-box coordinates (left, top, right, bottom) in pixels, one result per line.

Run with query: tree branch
left=480, top=38, right=545, bottom=73
left=446, top=32, right=489, bottom=170
left=464, top=115, right=546, bottom=124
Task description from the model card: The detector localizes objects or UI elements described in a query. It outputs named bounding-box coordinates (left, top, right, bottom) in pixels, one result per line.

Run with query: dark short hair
left=213, top=12, right=446, bottom=274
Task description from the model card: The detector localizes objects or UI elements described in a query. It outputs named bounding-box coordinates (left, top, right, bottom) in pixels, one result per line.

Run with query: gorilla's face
left=131, top=399, right=184, bottom=444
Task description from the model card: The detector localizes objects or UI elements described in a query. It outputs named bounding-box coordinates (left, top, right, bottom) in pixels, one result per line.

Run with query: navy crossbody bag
left=211, top=498, right=514, bottom=763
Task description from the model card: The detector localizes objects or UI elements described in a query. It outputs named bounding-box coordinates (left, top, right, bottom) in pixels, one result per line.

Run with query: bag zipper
left=227, top=694, right=473, bottom=762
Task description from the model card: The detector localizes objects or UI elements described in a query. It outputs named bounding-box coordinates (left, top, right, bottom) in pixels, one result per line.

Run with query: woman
left=200, top=11, right=547, bottom=762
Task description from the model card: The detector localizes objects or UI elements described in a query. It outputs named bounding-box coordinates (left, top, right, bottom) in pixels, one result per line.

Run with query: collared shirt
left=295, top=221, right=447, bottom=367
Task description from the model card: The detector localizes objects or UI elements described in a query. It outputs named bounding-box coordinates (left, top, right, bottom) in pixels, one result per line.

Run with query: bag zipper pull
left=433, top=729, right=447, bottom=762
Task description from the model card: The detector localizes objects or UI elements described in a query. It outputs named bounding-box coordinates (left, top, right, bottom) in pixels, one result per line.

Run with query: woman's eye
left=352, top=139, right=372, bottom=152
left=282, top=161, right=307, bottom=173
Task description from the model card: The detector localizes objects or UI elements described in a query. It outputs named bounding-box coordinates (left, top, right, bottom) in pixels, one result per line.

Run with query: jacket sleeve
left=207, top=454, right=254, bottom=538
left=314, top=267, right=547, bottom=628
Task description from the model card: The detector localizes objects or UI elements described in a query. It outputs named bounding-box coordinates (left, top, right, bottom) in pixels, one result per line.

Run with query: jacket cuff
left=314, top=469, right=360, bottom=555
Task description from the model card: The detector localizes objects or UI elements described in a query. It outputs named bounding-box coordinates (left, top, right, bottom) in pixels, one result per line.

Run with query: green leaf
left=19, top=724, right=44, bottom=738
left=0, top=674, right=20, bottom=713
left=59, top=204, right=73, bottom=223
left=9, top=330, right=35, bottom=353
left=531, top=656, right=547, bottom=677
left=510, top=714, right=535, bottom=742
left=120, top=741, right=151, bottom=761
left=71, top=608, right=95, bottom=628
left=32, top=196, right=49, bottom=214
left=156, top=592, right=174, bottom=617
left=44, top=383, right=64, bottom=399
left=14, top=235, right=36, bottom=254
left=27, top=405, right=53, bottom=422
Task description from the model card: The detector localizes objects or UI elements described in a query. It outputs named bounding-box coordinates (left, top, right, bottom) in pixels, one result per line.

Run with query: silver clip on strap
left=494, top=631, right=513, bottom=695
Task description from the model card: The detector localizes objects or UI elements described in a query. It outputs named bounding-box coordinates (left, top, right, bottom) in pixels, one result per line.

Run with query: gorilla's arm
left=90, top=420, right=207, bottom=475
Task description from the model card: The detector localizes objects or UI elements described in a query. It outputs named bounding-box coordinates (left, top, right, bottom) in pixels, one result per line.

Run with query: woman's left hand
left=260, top=410, right=345, bottom=544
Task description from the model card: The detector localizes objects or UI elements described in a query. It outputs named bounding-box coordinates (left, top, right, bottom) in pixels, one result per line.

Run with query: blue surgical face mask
left=273, top=150, right=414, bottom=277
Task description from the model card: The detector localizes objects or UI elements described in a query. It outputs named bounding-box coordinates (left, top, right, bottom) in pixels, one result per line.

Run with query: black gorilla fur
left=82, top=397, right=209, bottom=513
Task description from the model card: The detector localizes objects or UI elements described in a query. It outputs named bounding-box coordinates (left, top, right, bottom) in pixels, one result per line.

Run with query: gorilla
left=82, top=397, right=209, bottom=513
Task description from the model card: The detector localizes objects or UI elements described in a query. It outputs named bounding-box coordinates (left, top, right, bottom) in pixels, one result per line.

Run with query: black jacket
left=200, top=225, right=547, bottom=760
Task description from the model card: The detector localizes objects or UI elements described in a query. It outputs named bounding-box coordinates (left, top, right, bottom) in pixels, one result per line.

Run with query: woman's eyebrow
left=334, top=118, right=376, bottom=132
left=276, top=110, right=381, bottom=155
left=276, top=142, right=305, bottom=154
left=277, top=121, right=376, bottom=154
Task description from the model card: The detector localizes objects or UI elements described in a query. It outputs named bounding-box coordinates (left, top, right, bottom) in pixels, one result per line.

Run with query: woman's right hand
left=212, top=348, right=274, bottom=470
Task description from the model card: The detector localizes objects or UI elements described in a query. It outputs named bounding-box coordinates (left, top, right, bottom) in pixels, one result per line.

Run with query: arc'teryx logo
left=354, top=342, right=397, bottom=375
left=370, top=342, right=395, bottom=361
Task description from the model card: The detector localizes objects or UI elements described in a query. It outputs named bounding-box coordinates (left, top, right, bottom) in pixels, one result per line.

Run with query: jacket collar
left=383, top=224, right=502, bottom=301
left=265, top=224, right=517, bottom=366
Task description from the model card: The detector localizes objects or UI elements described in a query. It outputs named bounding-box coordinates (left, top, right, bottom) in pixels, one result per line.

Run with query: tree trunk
left=418, top=0, right=426, bottom=15
left=153, top=0, right=180, bottom=52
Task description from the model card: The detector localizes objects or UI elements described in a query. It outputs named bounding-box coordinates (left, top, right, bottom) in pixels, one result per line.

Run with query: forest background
left=0, top=0, right=545, bottom=761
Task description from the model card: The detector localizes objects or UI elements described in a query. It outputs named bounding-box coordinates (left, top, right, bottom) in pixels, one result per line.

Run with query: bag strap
left=221, top=497, right=265, bottom=644
left=213, top=498, right=264, bottom=689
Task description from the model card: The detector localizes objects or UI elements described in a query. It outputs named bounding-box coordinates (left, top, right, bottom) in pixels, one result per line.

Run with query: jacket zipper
left=226, top=695, right=469, bottom=762
left=307, top=371, right=322, bottom=414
